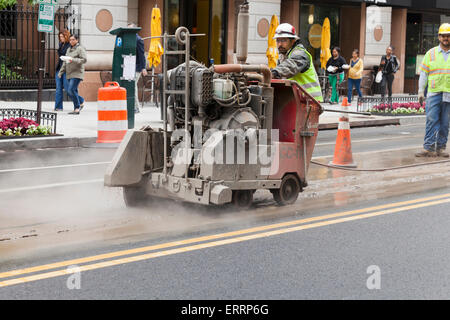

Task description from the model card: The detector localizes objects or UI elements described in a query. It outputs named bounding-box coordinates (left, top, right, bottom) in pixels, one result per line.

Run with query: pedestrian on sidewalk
left=58, top=35, right=86, bottom=115
left=415, top=23, right=450, bottom=158
left=128, top=22, right=148, bottom=113
left=326, top=47, right=346, bottom=104
left=379, top=46, right=400, bottom=100
left=54, top=29, right=70, bottom=111
left=347, top=49, right=363, bottom=104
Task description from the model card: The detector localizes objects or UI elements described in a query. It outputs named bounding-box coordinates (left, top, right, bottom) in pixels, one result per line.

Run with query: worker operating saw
left=270, top=23, right=324, bottom=103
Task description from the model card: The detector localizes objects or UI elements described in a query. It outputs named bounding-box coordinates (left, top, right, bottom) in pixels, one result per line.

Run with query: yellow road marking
left=1, top=192, right=449, bottom=280
left=1, top=196, right=449, bottom=288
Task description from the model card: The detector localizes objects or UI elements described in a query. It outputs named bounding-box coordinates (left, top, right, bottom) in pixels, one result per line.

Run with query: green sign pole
left=36, top=0, right=56, bottom=123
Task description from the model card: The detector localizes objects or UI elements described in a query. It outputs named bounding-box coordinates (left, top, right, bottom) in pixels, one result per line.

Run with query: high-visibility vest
left=420, top=46, right=450, bottom=93
left=287, top=45, right=323, bottom=102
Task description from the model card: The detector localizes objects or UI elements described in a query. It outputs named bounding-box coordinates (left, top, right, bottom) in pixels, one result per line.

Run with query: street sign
left=38, top=0, right=58, bottom=4
left=37, top=3, right=55, bottom=33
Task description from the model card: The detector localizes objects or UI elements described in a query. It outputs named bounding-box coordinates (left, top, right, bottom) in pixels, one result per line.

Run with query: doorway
left=165, top=0, right=226, bottom=68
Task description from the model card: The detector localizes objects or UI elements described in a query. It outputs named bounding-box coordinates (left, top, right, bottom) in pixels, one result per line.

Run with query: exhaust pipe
left=213, top=64, right=272, bottom=86
left=236, top=3, right=249, bottom=64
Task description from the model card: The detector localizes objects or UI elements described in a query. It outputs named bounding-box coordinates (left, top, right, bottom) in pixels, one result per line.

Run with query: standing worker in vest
left=415, top=23, right=450, bottom=158
left=271, top=23, right=323, bottom=102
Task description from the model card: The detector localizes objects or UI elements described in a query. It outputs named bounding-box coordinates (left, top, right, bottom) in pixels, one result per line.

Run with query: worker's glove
left=271, top=69, right=281, bottom=79
left=418, top=92, right=425, bottom=106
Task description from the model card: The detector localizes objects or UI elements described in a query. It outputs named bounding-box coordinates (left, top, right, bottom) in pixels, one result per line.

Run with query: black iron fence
left=0, top=108, right=57, bottom=133
left=357, top=95, right=421, bottom=113
left=0, top=4, right=80, bottom=89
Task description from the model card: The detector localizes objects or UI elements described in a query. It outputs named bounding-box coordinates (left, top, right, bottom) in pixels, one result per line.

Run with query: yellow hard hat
left=438, top=23, right=450, bottom=35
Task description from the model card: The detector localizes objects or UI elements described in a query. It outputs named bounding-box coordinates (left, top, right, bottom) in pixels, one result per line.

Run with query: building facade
left=62, top=0, right=449, bottom=99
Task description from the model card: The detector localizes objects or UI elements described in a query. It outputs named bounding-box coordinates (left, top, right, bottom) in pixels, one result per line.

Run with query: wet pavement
left=1, top=144, right=449, bottom=265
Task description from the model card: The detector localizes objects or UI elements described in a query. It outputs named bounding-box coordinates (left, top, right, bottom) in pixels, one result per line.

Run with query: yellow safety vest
left=420, top=46, right=450, bottom=93
left=288, top=45, right=323, bottom=102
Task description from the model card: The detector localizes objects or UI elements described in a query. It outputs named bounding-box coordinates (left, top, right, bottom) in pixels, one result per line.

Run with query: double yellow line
left=1, top=193, right=449, bottom=288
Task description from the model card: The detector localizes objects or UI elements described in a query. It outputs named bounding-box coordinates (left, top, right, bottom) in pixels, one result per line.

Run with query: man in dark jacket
left=55, top=30, right=71, bottom=111
left=128, top=23, right=148, bottom=113
left=379, top=46, right=400, bottom=99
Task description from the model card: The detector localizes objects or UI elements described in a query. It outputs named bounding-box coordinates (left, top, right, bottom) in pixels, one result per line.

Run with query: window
left=0, top=5, right=17, bottom=38
left=405, top=13, right=446, bottom=79
left=299, top=3, right=340, bottom=70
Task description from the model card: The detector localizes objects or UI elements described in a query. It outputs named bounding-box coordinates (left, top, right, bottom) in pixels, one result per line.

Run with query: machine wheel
left=232, top=190, right=253, bottom=209
left=272, top=174, right=301, bottom=205
left=123, top=184, right=149, bottom=208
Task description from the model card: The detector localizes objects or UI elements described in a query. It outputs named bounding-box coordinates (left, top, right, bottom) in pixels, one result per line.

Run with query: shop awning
left=412, top=0, right=450, bottom=9
left=363, top=0, right=411, bottom=6
left=349, top=0, right=450, bottom=9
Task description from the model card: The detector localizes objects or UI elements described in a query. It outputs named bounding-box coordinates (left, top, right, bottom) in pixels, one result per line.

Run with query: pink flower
left=0, top=118, right=39, bottom=134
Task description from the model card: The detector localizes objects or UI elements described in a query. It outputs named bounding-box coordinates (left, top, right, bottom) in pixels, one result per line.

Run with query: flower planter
left=0, top=117, right=55, bottom=138
left=369, top=102, right=425, bottom=116
left=370, top=111, right=425, bottom=116
left=0, top=133, right=62, bottom=139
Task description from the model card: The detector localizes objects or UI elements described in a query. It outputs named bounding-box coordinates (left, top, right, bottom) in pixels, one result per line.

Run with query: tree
left=0, top=0, right=35, bottom=10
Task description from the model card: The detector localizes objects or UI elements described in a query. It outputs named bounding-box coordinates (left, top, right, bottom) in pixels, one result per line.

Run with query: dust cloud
left=0, top=147, right=268, bottom=261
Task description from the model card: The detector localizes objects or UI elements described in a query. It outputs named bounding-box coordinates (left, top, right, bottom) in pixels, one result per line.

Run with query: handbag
left=375, top=71, right=383, bottom=83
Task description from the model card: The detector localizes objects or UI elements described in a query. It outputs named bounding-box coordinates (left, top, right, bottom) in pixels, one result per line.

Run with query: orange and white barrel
left=97, top=82, right=128, bottom=143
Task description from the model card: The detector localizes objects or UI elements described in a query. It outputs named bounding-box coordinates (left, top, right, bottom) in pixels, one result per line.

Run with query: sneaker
left=436, top=149, right=449, bottom=158
left=415, top=149, right=437, bottom=157
left=68, top=109, right=80, bottom=115
left=80, top=103, right=84, bottom=110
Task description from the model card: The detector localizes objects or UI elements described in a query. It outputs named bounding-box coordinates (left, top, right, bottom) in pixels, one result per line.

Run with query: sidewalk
left=0, top=99, right=425, bottom=151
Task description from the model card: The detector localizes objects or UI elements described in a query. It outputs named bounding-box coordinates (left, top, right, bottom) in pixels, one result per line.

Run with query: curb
left=318, top=118, right=400, bottom=130
left=0, top=136, right=97, bottom=152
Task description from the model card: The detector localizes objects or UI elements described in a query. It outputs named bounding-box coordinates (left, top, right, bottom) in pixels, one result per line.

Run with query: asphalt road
left=313, top=122, right=424, bottom=157
left=1, top=122, right=449, bottom=299
left=1, top=188, right=449, bottom=299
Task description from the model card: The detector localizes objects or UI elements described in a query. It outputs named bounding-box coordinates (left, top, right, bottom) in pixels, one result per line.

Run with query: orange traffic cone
left=329, top=115, right=357, bottom=168
left=342, top=97, right=351, bottom=107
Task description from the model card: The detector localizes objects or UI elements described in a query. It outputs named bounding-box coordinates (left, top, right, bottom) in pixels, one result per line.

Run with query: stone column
left=280, top=0, right=299, bottom=33
left=246, top=0, right=281, bottom=64
left=391, top=8, right=407, bottom=94
left=77, top=0, right=128, bottom=100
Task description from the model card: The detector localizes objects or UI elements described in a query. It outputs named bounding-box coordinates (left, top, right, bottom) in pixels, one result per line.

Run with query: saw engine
left=162, top=60, right=274, bottom=183
left=166, top=61, right=263, bottom=133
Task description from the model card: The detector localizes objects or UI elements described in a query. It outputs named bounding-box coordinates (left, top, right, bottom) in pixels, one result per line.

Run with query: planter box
left=0, top=134, right=63, bottom=139
left=0, top=108, right=57, bottom=133
left=370, top=112, right=425, bottom=117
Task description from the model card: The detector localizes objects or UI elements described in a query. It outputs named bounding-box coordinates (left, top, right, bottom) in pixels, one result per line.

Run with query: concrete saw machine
left=104, top=4, right=323, bottom=208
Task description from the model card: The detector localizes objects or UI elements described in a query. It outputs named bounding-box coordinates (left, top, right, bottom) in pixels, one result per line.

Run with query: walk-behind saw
left=104, top=4, right=323, bottom=208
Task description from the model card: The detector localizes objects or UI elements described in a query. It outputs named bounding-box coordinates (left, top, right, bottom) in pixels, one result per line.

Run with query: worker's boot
left=436, top=149, right=449, bottom=158
left=415, top=149, right=437, bottom=157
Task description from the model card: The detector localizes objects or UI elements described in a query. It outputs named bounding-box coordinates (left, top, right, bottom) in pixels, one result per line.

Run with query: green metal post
left=109, top=27, right=141, bottom=129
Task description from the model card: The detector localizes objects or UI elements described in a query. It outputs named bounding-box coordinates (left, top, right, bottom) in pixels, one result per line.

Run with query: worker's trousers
left=424, top=93, right=450, bottom=151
